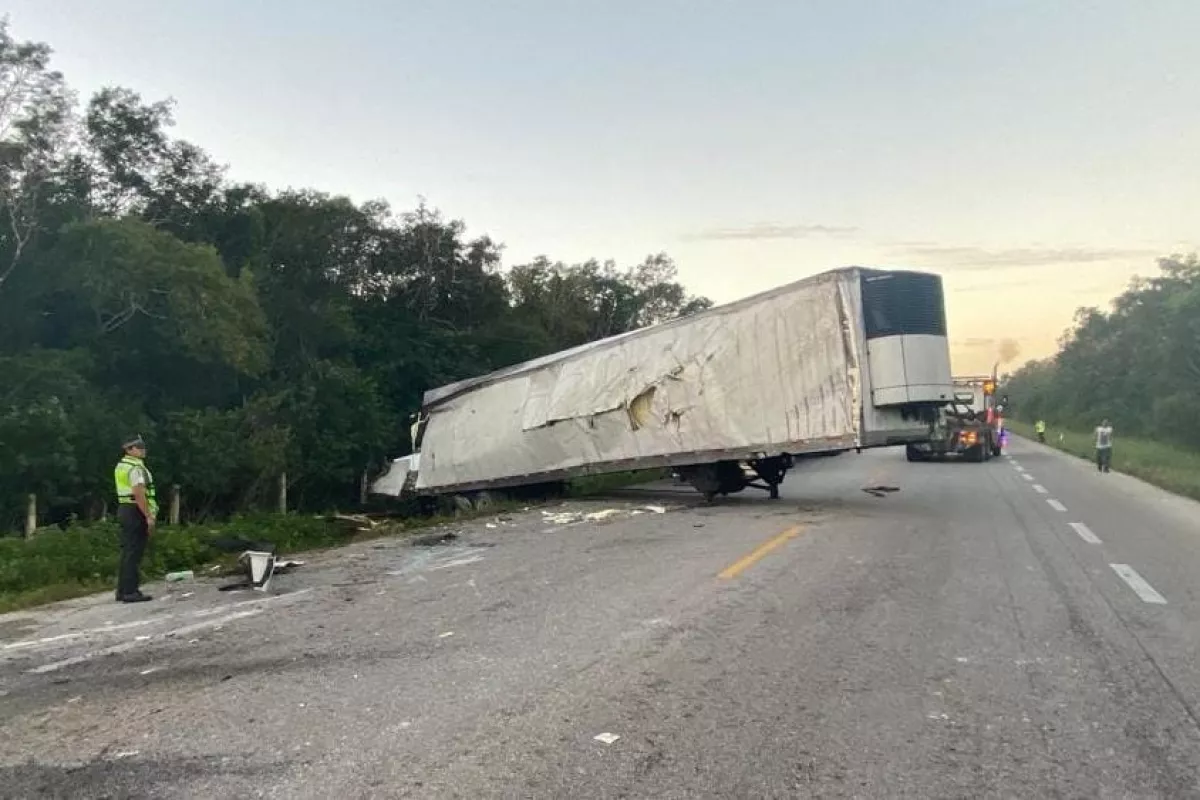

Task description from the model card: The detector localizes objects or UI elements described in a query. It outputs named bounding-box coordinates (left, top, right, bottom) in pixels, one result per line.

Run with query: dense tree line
left=1004, top=254, right=1200, bottom=447
left=0, top=23, right=710, bottom=530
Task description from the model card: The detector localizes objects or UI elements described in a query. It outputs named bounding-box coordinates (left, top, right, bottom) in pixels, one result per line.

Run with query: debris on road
left=593, top=732, right=621, bottom=745
left=438, top=631, right=454, bottom=638
left=543, top=510, right=585, bottom=525
left=862, top=485, right=901, bottom=498
left=165, top=570, right=195, bottom=582
left=644, top=504, right=667, bottom=514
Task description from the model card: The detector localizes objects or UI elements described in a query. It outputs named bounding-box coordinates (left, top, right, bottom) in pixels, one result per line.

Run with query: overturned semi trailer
left=374, top=266, right=955, bottom=501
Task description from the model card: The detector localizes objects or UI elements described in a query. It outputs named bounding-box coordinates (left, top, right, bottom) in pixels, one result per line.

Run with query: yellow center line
left=718, top=525, right=805, bottom=580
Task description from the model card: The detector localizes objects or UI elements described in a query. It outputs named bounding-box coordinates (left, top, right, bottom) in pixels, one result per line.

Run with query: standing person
left=1094, top=419, right=1114, bottom=473
left=1035, top=419, right=1047, bottom=443
left=114, top=435, right=157, bottom=602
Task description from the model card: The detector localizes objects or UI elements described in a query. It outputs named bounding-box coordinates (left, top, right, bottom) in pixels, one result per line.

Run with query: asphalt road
left=4, top=438, right=1200, bottom=799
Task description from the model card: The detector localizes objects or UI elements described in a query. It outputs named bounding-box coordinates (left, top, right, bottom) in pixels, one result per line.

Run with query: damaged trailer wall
left=413, top=271, right=860, bottom=493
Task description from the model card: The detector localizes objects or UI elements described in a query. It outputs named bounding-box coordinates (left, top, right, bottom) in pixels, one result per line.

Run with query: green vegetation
left=0, top=21, right=710, bottom=532
left=1004, top=254, right=1200, bottom=448
left=1008, top=420, right=1200, bottom=502
left=568, top=469, right=671, bottom=497
left=1002, top=252, right=1200, bottom=507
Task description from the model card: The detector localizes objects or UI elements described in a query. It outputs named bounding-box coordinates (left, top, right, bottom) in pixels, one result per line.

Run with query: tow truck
left=906, top=375, right=1003, bottom=463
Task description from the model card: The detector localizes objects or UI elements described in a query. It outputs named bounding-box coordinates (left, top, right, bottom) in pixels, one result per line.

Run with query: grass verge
left=1007, top=420, right=1200, bottom=503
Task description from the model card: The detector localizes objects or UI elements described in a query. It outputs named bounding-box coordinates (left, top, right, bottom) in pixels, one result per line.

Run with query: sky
left=7, top=1, right=1197, bottom=374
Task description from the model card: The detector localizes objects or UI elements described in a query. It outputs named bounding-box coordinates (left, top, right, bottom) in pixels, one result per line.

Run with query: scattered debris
left=165, top=570, right=194, bottom=582
left=593, top=732, right=621, bottom=745
left=329, top=513, right=378, bottom=532
left=862, top=485, right=900, bottom=498
left=220, top=675, right=232, bottom=682
left=543, top=510, right=585, bottom=525
left=585, top=509, right=622, bottom=522
left=66, top=696, right=81, bottom=703
left=112, top=751, right=140, bottom=760
left=139, top=668, right=161, bottom=676
left=644, top=504, right=667, bottom=514
left=485, top=523, right=498, bottom=529
left=178, top=592, right=195, bottom=599
left=438, top=631, right=455, bottom=639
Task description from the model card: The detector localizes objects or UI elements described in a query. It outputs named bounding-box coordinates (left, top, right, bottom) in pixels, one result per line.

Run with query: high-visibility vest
left=1035, top=421, right=1046, bottom=433
left=114, top=456, right=158, bottom=516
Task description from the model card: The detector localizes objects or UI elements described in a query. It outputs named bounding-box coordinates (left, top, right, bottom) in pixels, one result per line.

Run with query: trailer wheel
left=905, top=445, right=924, bottom=463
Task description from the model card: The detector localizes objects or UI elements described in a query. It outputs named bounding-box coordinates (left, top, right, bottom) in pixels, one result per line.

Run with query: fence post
left=169, top=485, right=181, bottom=525
left=24, top=494, right=37, bottom=538
left=278, top=471, right=288, bottom=514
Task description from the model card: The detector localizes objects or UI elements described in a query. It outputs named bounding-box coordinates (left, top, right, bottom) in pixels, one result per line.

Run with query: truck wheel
left=905, top=445, right=924, bottom=463
left=966, top=445, right=984, bottom=463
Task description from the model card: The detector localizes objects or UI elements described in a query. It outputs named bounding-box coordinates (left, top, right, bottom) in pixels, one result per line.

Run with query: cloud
left=893, top=244, right=1158, bottom=269
left=955, top=338, right=1022, bottom=362
left=683, top=223, right=858, bottom=241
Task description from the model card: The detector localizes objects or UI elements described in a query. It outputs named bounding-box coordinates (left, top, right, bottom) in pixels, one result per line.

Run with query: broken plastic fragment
left=438, top=631, right=454, bottom=638
left=644, top=505, right=667, bottom=514
left=593, top=732, right=621, bottom=745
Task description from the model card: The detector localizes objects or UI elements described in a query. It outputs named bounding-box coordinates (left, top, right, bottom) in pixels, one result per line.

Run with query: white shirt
left=1095, top=425, right=1113, bottom=448
left=128, top=466, right=148, bottom=487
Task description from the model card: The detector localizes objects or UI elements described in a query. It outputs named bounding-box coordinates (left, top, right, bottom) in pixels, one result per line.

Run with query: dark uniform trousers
left=117, top=505, right=149, bottom=597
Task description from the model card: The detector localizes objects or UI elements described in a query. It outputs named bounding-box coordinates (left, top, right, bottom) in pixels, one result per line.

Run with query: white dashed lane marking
left=1047, top=499, right=1068, bottom=512
left=1033, top=484, right=1049, bottom=494
left=1069, top=522, right=1102, bottom=544
left=1111, top=564, right=1168, bottom=604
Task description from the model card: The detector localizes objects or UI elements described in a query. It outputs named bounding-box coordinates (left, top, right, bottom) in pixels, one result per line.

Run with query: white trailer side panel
left=415, top=272, right=858, bottom=492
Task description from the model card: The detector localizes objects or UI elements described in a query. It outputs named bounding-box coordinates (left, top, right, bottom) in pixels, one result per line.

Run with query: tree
left=1005, top=254, right=1200, bottom=447
left=0, top=19, right=73, bottom=297
left=0, top=20, right=715, bottom=530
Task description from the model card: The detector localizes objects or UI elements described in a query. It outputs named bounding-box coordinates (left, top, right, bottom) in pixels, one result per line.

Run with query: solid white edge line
left=1032, top=484, right=1049, bottom=494
left=1047, top=499, right=1068, bottom=512
left=1110, top=564, right=1167, bottom=604
left=1069, top=522, right=1102, bottom=544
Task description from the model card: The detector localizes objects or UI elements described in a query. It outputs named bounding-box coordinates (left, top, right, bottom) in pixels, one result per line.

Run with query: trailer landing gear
left=679, top=455, right=792, bottom=502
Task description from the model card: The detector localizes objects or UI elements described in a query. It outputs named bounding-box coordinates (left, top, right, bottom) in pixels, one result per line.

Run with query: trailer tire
left=905, top=445, right=924, bottom=463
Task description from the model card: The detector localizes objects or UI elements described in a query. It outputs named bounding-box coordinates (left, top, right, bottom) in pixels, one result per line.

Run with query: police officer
left=114, top=434, right=157, bottom=602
